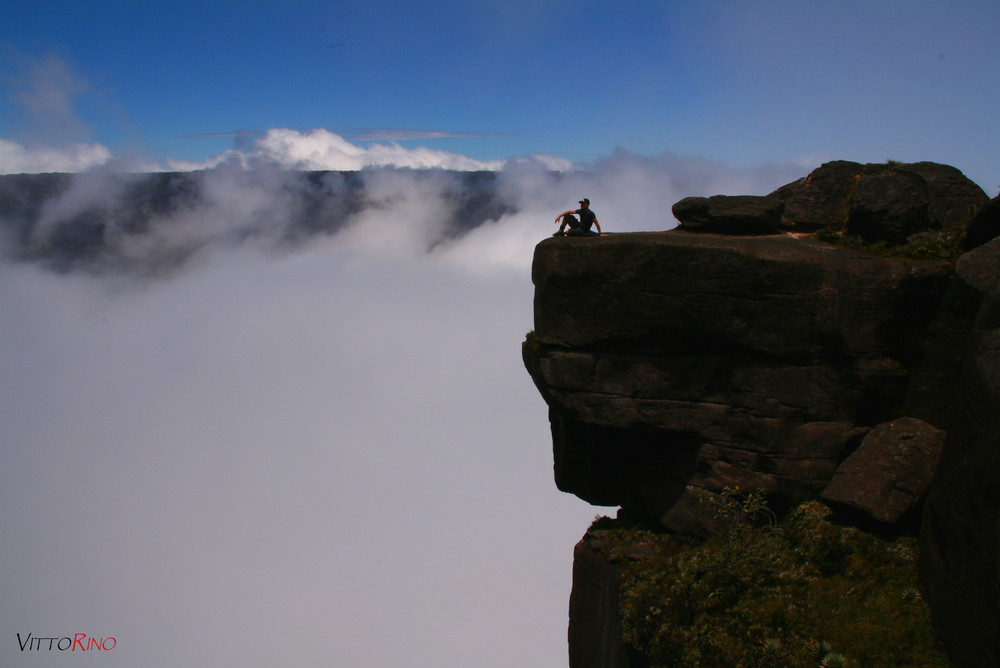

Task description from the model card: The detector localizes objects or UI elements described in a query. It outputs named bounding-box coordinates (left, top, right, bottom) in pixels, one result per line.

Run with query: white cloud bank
left=7, top=147, right=809, bottom=282
left=0, top=138, right=112, bottom=173
left=166, top=128, right=510, bottom=172
left=0, top=129, right=816, bottom=668
left=0, top=127, right=576, bottom=175
left=0, top=238, right=597, bottom=668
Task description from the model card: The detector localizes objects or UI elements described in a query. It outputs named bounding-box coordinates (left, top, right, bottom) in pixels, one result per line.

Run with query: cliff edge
left=523, top=161, right=1000, bottom=666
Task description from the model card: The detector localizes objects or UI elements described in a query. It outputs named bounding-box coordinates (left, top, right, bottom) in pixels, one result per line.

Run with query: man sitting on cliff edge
left=554, top=198, right=602, bottom=236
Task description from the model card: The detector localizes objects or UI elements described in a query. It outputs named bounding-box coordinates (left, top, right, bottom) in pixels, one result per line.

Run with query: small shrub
left=524, top=330, right=541, bottom=358
left=820, top=652, right=849, bottom=668
left=894, top=227, right=967, bottom=260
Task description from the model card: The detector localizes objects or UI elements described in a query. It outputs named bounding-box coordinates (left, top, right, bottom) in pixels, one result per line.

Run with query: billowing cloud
left=346, top=127, right=513, bottom=142
left=166, top=128, right=508, bottom=172
left=0, top=138, right=112, bottom=174
left=0, top=52, right=113, bottom=173
left=0, top=124, right=537, bottom=174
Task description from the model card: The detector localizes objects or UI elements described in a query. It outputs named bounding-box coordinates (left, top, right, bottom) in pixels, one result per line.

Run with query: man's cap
left=579, top=198, right=590, bottom=205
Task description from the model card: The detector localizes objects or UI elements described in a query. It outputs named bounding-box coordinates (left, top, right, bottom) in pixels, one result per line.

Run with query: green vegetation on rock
left=601, top=489, right=949, bottom=667
left=813, top=226, right=967, bottom=261
left=524, top=330, right=541, bottom=357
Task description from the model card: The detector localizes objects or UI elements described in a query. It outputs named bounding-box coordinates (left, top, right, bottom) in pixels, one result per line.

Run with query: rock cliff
left=524, top=231, right=973, bottom=534
left=523, top=161, right=1000, bottom=667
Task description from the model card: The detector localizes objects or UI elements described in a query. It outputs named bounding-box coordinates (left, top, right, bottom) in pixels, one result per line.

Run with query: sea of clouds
left=0, top=130, right=809, bottom=668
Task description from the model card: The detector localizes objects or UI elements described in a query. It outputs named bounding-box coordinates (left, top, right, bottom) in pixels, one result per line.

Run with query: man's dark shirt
left=575, top=208, right=597, bottom=231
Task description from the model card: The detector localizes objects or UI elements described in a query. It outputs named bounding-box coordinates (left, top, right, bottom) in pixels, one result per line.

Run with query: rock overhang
left=525, top=230, right=968, bottom=534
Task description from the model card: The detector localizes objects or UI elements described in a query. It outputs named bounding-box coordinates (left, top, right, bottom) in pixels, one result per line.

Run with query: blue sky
left=1, top=0, right=998, bottom=190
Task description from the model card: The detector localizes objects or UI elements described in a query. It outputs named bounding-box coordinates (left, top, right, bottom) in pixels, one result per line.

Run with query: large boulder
left=671, top=195, right=784, bottom=234
left=767, top=160, right=987, bottom=243
left=524, top=232, right=973, bottom=534
left=955, top=235, right=1000, bottom=293
left=768, top=160, right=863, bottom=230
left=846, top=165, right=930, bottom=244
left=821, top=417, right=945, bottom=527
left=904, top=161, right=991, bottom=232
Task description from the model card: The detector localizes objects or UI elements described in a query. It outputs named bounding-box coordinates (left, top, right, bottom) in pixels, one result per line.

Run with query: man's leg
left=555, top=214, right=578, bottom=236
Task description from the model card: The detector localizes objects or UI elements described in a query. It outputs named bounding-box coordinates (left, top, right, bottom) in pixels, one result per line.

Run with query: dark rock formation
left=955, top=236, right=1000, bottom=293
left=920, top=240, right=1000, bottom=668
left=821, top=417, right=945, bottom=528
left=671, top=194, right=784, bottom=234
left=524, top=161, right=998, bottom=667
left=846, top=165, right=930, bottom=244
left=903, top=162, right=992, bottom=232
left=768, top=160, right=987, bottom=243
left=964, top=194, right=1000, bottom=250
left=568, top=528, right=651, bottom=668
left=524, top=231, right=973, bottom=535
left=768, top=160, right=863, bottom=231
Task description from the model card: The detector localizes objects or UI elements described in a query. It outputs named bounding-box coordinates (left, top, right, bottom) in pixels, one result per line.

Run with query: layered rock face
left=524, top=232, right=972, bottom=534
left=524, top=161, right=1000, bottom=666
left=920, top=245, right=1000, bottom=668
